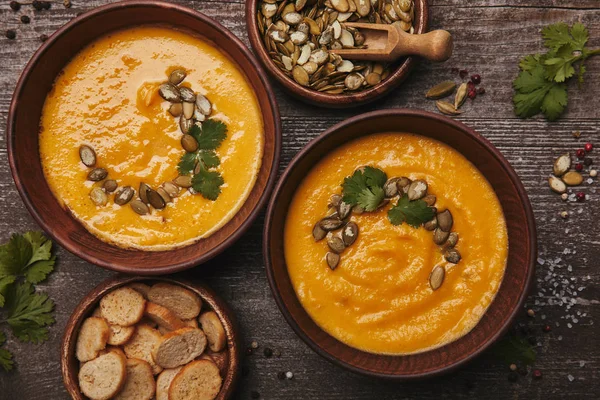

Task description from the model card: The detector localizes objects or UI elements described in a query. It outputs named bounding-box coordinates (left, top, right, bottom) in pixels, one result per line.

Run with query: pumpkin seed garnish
left=407, top=180, right=428, bottom=200
left=384, top=178, right=400, bottom=197
left=87, top=168, right=108, bottom=182
left=102, top=179, right=118, bottom=193
left=147, top=189, right=166, bottom=210
left=89, top=187, right=108, bottom=206
left=162, top=182, right=180, bottom=198
left=313, top=222, right=327, bottom=241
left=429, top=265, right=445, bottom=291
left=179, top=114, right=193, bottom=134
left=169, top=69, right=187, bottom=85
left=195, top=95, right=212, bottom=116
left=182, top=101, right=195, bottom=120
left=179, top=87, right=196, bottom=103
left=426, top=81, right=457, bottom=99
left=169, top=103, right=183, bottom=117
left=327, top=236, right=346, bottom=254
left=139, top=182, right=151, bottom=204
left=181, top=134, right=198, bottom=153
left=326, top=252, right=340, bottom=270
left=445, top=248, right=461, bottom=264
left=423, top=194, right=436, bottom=206
left=446, top=232, right=459, bottom=248
left=319, top=217, right=345, bottom=231
left=423, top=216, right=438, bottom=231
left=157, top=188, right=172, bottom=204
left=396, top=177, right=412, bottom=193
left=329, top=194, right=342, bottom=208
left=433, top=228, right=450, bottom=245
left=158, top=83, right=181, bottom=102
left=342, top=222, right=358, bottom=246
left=130, top=200, right=150, bottom=215
left=437, top=210, right=453, bottom=232
left=174, top=175, right=193, bottom=188
left=337, top=201, right=352, bottom=220
left=114, top=186, right=135, bottom=206
left=79, top=145, right=96, bottom=167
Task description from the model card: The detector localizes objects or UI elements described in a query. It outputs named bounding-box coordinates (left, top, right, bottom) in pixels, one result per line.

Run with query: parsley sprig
left=513, top=22, right=600, bottom=121
left=0, top=232, right=57, bottom=372
left=388, top=195, right=435, bottom=228
left=177, top=120, right=227, bottom=200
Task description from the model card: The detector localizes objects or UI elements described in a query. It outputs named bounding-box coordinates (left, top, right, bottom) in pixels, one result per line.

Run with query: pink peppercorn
left=477, top=87, right=486, bottom=95
left=533, top=370, right=542, bottom=379
left=468, top=89, right=477, bottom=100
left=576, top=192, right=586, bottom=202
left=471, top=74, right=481, bottom=84
left=577, top=149, right=586, bottom=159
left=575, top=163, right=584, bottom=171
left=585, top=143, right=593, bottom=152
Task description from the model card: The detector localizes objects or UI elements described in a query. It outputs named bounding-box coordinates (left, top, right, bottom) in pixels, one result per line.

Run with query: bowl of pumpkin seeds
left=246, top=0, right=429, bottom=107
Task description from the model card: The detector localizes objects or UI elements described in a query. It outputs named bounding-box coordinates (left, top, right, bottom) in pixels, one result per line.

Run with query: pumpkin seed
left=159, top=83, right=181, bottom=102
left=326, top=252, right=340, bottom=270
left=261, top=2, right=277, bottom=18
left=87, top=168, right=108, bottom=182
left=179, top=87, right=196, bottom=102
left=313, top=222, right=327, bottom=241
left=553, top=154, right=571, bottom=177
left=337, top=201, right=352, bottom=220
left=345, top=73, right=364, bottom=90
left=329, top=194, right=342, bottom=208
left=319, top=218, right=345, bottom=231
left=426, top=81, right=456, bottom=99
left=162, top=182, right=180, bottom=198
left=331, top=0, right=349, bottom=12
left=429, top=265, right=445, bottom=290
left=396, top=177, right=412, bottom=193
left=328, top=236, right=346, bottom=254
left=79, top=145, right=96, bottom=167
left=407, top=180, right=428, bottom=200
left=355, top=0, right=371, bottom=16
left=352, top=205, right=364, bottom=215
left=436, top=100, right=463, bottom=116
left=454, top=82, right=468, bottom=109
left=433, top=228, right=450, bottom=245
left=290, top=31, right=308, bottom=45
left=157, top=187, right=171, bottom=204
left=354, top=30, right=366, bottom=46
left=337, top=60, right=354, bottom=72
left=130, top=200, right=149, bottom=215
left=342, top=222, right=358, bottom=246
left=445, top=248, right=461, bottom=264
left=365, top=72, right=381, bottom=86
left=423, top=217, right=437, bottom=231
left=195, top=94, right=212, bottom=116
left=139, top=182, right=151, bottom=204
left=549, top=175, right=566, bottom=194
left=339, top=29, right=355, bottom=47
left=174, top=175, right=192, bottom=188
left=194, top=109, right=206, bottom=122
left=437, top=210, right=453, bottom=232
left=179, top=115, right=193, bottom=134
left=169, top=103, right=183, bottom=117
left=169, top=69, right=187, bottom=85
left=283, top=12, right=303, bottom=25
left=182, top=101, right=195, bottom=119
left=562, top=171, right=583, bottom=186
left=103, top=179, right=118, bottom=193
left=446, top=232, right=459, bottom=248
left=89, top=187, right=108, bottom=206
left=296, top=0, right=307, bottom=12
left=423, top=194, right=436, bottom=206
left=292, top=65, right=310, bottom=86
left=114, top=186, right=134, bottom=205
left=181, top=134, right=198, bottom=152
left=147, top=189, right=166, bottom=210
left=384, top=178, right=399, bottom=197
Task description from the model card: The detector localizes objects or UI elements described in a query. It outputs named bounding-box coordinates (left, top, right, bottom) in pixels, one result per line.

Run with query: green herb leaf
left=570, top=22, right=589, bottom=50
left=491, top=334, right=536, bottom=366
left=542, top=23, right=572, bottom=52
left=177, top=152, right=197, bottom=175
left=192, top=168, right=225, bottom=201
left=0, top=234, right=32, bottom=277
left=198, top=150, right=220, bottom=168
left=193, top=120, right=227, bottom=150
left=0, top=275, right=17, bottom=307
left=0, top=331, right=13, bottom=372
left=388, top=195, right=435, bottom=228
left=341, top=167, right=387, bottom=211
left=541, top=84, right=568, bottom=121
left=5, top=282, right=55, bottom=344
left=544, top=44, right=577, bottom=82
left=519, top=54, right=542, bottom=71
left=24, top=257, right=56, bottom=285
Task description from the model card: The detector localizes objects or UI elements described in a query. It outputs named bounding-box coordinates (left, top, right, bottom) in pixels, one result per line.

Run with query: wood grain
left=0, top=0, right=599, bottom=399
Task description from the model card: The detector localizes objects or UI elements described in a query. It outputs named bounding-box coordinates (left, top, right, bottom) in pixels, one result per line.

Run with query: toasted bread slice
left=169, top=359, right=222, bottom=400
left=200, top=352, right=228, bottom=376
left=91, top=307, right=103, bottom=318
left=108, top=324, right=136, bottom=346
left=156, top=367, right=182, bottom=400
left=113, top=358, right=156, bottom=400
left=100, top=287, right=146, bottom=326
left=153, top=328, right=207, bottom=369
left=76, top=317, right=110, bottom=362
left=183, top=318, right=199, bottom=328
left=128, top=282, right=151, bottom=299
left=145, top=302, right=186, bottom=332
left=123, top=325, right=163, bottom=375
left=98, top=346, right=127, bottom=359
left=78, top=351, right=127, bottom=400
left=147, top=283, right=202, bottom=320
left=198, top=312, right=226, bottom=352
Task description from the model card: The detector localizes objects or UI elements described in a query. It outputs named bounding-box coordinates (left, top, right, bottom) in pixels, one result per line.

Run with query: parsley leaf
left=541, top=84, right=568, bottom=121
left=177, top=152, right=197, bottom=175
left=0, top=331, right=13, bottom=372
left=5, top=282, right=55, bottom=344
left=542, top=23, right=573, bottom=52
left=388, top=195, right=435, bottom=228
left=492, top=334, right=536, bottom=366
left=193, top=120, right=227, bottom=150
left=0, top=234, right=32, bottom=277
left=0, top=232, right=54, bottom=284
left=0, top=276, right=17, bottom=307
left=342, top=167, right=387, bottom=211
left=192, top=167, right=225, bottom=201
left=198, top=150, right=220, bottom=168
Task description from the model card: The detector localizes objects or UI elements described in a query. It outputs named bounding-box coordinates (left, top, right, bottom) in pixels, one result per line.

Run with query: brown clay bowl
left=246, top=0, right=429, bottom=108
left=61, top=276, right=241, bottom=399
left=7, top=1, right=281, bottom=275
left=264, top=109, right=537, bottom=379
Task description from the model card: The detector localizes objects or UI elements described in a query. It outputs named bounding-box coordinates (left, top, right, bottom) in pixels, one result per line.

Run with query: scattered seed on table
left=274, top=350, right=281, bottom=358
left=64, top=0, right=72, bottom=8
left=585, top=143, right=593, bottom=152
left=527, top=309, right=535, bottom=317
left=576, top=149, right=586, bottom=159
left=39, top=34, right=48, bottom=42
left=251, top=341, right=259, bottom=349
left=561, top=211, right=569, bottom=219
left=10, top=1, right=20, bottom=11
left=533, top=369, right=542, bottom=379
left=591, top=170, right=598, bottom=177
left=543, top=325, right=551, bottom=332
left=584, top=158, right=593, bottom=166
left=285, top=371, right=294, bottom=380
left=510, top=364, right=517, bottom=371
left=576, top=192, right=585, bottom=202
left=573, top=131, right=581, bottom=138
left=20, top=15, right=30, bottom=24
left=561, top=193, right=568, bottom=201
left=575, top=163, right=583, bottom=172
left=6, top=30, right=16, bottom=39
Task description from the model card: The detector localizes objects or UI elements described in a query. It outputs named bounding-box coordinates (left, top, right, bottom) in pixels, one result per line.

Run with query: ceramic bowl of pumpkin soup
left=264, top=110, right=536, bottom=379
left=8, top=1, right=280, bottom=274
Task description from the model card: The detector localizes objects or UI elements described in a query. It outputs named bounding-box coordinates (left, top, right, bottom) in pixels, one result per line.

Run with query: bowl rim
left=245, top=0, right=429, bottom=108
left=60, top=275, right=242, bottom=400
left=263, top=109, right=537, bottom=379
left=6, top=0, right=281, bottom=275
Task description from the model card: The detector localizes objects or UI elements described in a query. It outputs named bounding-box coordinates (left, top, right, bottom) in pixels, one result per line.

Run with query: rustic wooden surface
left=0, top=0, right=599, bottom=399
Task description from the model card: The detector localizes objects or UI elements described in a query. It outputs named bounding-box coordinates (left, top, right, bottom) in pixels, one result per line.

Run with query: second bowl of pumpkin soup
left=264, top=110, right=536, bottom=378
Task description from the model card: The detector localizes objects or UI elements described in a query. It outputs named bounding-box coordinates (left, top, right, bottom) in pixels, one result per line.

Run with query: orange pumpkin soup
left=39, top=27, right=263, bottom=250
left=284, top=133, right=508, bottom=355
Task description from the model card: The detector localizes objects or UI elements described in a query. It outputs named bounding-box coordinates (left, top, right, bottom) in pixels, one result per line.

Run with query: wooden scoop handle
left=392, top=23, right=453, bottom=62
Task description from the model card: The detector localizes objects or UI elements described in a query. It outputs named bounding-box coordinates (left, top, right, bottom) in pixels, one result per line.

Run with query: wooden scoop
left=332, top=22, right=453, bottom=63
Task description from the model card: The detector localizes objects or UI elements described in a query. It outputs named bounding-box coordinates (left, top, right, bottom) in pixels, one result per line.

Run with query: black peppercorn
left=20, top=15, right=30, bottom=24
left=39, top=34, right=48, bottom=42
left=263, top=348, right=273, bottom=358
left=5, top=30, right=16, bottom=40
left=584, top=158, right=593, bottom=166
left=250, top=391, right=260, bottom=399
left=32, top=1, right=43, bottom=11
left=10, top=1, right=21, bottom=11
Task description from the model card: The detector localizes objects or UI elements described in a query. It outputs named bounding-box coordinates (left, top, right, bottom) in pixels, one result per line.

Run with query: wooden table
left=1, top=1, right=599, bottom=398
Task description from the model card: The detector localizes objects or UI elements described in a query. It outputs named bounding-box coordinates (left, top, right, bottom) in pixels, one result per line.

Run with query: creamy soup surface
left=284, top=133, right=508, bottom=355
left=39, top=27, right=264, bottom=250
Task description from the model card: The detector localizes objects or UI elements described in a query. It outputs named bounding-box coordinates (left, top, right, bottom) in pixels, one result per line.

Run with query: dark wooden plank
left=0, top=0, right=599, bottom=399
